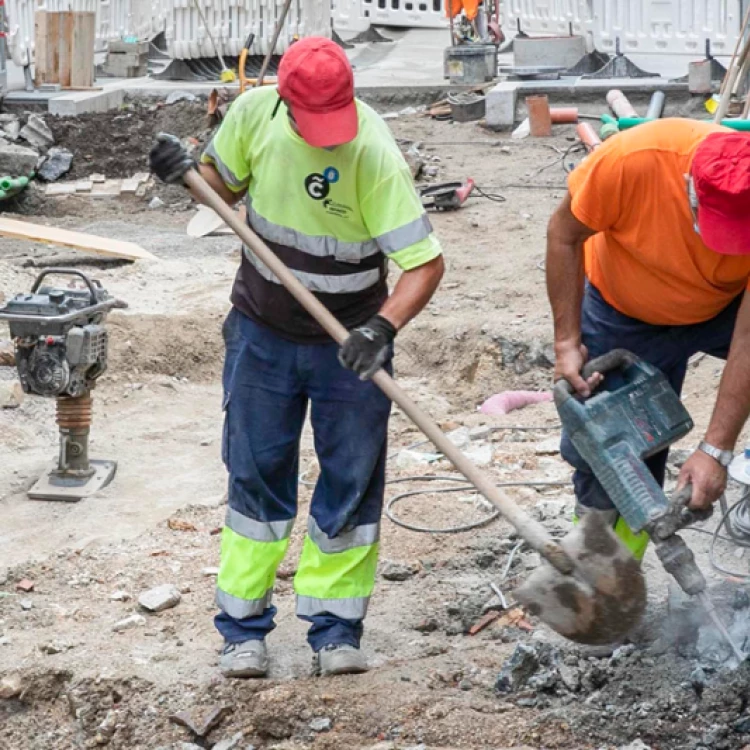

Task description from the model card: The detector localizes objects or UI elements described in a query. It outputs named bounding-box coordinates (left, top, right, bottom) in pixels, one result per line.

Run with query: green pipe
left=0, top=176, right=29, bottom=192
left=618, top=116, right=750, bottom=132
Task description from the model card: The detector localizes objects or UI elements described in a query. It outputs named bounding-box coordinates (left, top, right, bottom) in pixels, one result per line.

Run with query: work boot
left=314, top=644, right=368, bottom=676
left=219, top=639, right=268, bottom=678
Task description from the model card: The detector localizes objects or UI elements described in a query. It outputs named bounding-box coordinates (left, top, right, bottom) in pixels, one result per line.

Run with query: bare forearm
left=706, top=293, right=750, bottom=450
left=379, top=255, right=444, bottom=330
left=547, top=229, right=586, bottom=348
left=190, top=163, right=244, bottom=206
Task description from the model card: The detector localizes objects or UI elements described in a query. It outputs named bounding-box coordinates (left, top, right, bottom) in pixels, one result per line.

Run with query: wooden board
left=34, top=11, right=50, bottom=86
left=58, top=12, right=74, bottom=88
left=0, top=218, right=157, bottom=262
left=71, top=12, right=95, bottom=88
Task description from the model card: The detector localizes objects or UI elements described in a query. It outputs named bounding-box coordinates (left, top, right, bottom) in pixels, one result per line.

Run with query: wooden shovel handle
left=184, top=168, right=573, bottom=574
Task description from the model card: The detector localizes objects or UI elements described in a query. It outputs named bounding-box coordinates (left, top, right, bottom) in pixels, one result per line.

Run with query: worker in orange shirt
left=546, top=119, right=750, bottom=560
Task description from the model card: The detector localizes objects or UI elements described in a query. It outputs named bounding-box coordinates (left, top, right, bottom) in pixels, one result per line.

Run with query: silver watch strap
left=698, top=440, right=733, bottom=467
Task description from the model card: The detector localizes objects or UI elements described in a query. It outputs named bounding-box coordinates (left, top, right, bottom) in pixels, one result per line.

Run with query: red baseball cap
left=692, top=131, right=750, bottom=255
left=278, top=37, right=357, bottom=148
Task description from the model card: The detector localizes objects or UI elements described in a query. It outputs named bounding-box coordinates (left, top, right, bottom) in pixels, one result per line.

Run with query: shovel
left=182, top=167, right=647, bottom=646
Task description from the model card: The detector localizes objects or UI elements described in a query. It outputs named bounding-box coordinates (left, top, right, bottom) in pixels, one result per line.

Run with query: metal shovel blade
left=515, top=513, right=647, bottom=645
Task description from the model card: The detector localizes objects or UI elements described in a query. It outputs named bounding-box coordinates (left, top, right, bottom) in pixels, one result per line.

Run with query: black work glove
left=338, top=314, right=397, bottom=380
left=149, top=133, right=195, bottom=184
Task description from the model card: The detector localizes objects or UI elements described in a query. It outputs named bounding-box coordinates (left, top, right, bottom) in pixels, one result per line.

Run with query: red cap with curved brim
left=693, top=131, right=750, bottom=256
left=278, top=37, right=358, bottom=148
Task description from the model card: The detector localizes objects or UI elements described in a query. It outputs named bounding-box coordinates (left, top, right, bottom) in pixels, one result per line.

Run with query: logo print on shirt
left=304, top=173, right=330, bottom=200
left=323, top=167, right=339, bottom=184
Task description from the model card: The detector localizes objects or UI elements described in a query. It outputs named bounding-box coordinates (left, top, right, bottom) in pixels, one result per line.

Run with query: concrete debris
left=169, top=705, right=229, bottom=738
left=0, top=114, right=20, bottom=141
left=395, top=448, right=441, bottom=469
left=109, top=590, right=131, bottom=601
left=20, top=114, right=55, bottom=149
left=149, top=196, right=165, bottom=210
left=112, top=613, right=146, bottom=632
left=20, top=598, right=33, bottom=610
left=309, top=717, right=332, bottom=732
left=495, top=643, right=541, bottom=693
left=381, top=560, right=419, bottom=581
left=403, top=145, right=424, bottom=180
left=495, top=336, right=555, bottom=375
left=40, top=641, right=72, bottom=655
left=138, top=584, right=182, bottom=613
left=201, top=567, right=219, bottom=577
left=0, top=144, right=39, bottom=178
left=463, top=442, right=493, bottom=467
left=0, top=674, right=22, bottom=699
left=213, top=732, right=244, bottom=750
left=37, top=147, right=74, bottom=182
left=166, top=91, right=198, bottom=105
left=15, top=578, right=35, bottom=592
left=534, top=437, right=560, bottom=455
left=557, top=662, right=581, bottom=692
left=468, top=425, right=492, bottom=441
left=0, top=340, right=15, bottom=367
left=446, top=426, right=470, bottom=448
left=617, top=742, right=652, bottom=750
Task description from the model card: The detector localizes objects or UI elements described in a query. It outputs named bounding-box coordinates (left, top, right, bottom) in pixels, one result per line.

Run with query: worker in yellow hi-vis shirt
left=149, top=37, right=444, bottom=679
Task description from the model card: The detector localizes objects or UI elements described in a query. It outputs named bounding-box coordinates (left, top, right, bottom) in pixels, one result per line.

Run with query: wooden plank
left=70, top=12, right=96, bottom=88
left=0, top=218, right=157, bottom=262
left=57, top=11, right=74, bottom=88
left=34, top=11, right=50, bottom=86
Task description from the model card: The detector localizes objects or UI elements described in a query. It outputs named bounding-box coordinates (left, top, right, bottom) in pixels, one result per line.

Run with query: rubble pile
left=494, top=586, right=750, bottom=750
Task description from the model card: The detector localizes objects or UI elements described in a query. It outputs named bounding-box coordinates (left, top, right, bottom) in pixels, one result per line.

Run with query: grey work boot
left=314, top=644, right=368, bottom=676
left=219, top=639, right=268, bottom=678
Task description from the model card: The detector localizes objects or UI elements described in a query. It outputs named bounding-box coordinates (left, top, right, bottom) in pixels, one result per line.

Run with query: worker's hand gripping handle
left=649, top=483, right=713, bottom=541
left=553, top=349, right=638, bottom=408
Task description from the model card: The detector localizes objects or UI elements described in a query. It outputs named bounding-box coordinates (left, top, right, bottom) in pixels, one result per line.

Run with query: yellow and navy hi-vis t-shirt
left=200, top=86, right=442, bottom=343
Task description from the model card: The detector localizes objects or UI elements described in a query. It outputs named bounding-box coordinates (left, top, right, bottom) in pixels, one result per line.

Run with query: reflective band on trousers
left=216, top=587, right=273, bottom=618
left=245, top=197, right=433, bottom=262
left=296, top=594, right=370, bottom=620
left=243, top=245, right=382, bottom=294
left=203, top=141, right=247, bottom=191
left=307, top=516, right=380, bottom=554
left=225, top=506, right=294, bottom=542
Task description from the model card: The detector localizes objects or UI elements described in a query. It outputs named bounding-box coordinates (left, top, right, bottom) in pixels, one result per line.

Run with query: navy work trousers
left=214, top=308, right=392, bottom=651
left=561, top=284, right=741, bottom=511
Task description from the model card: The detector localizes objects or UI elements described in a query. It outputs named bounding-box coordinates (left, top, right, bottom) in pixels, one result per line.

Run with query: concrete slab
left=48, top=88, right=125, bottom=117
left=486, top=81, right=519, bottom=130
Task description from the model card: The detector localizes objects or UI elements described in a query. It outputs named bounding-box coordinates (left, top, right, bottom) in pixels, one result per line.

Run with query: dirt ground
left=2, top=103, right=750, bottom=750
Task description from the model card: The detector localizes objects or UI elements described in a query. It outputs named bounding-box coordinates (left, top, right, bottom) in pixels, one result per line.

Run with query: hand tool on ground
left=182, top=165, right=647, bottom=646
left=190, top=0, right=235, bottom=83
left=0, top=269, right=126, bottom=501
left=255, top=0, right=294, bottom=88
left=548, top=349, right=744, bottom=660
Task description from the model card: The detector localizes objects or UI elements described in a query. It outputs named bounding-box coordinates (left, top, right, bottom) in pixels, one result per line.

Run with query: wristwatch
left=697, top=440, right=733, bottom=468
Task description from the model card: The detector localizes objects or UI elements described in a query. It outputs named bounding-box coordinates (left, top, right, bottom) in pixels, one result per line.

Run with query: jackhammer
left=555, top=349, right=745, bottom=661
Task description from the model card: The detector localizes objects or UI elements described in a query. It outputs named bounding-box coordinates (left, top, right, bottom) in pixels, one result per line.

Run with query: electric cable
left=384, top=476, right=569, bottom=534
left=471, top=185, right=506, bottom=203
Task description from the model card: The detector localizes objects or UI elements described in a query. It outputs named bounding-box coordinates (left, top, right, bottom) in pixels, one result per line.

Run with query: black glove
left=149, top=133, right=195, bottom=184
left=338, top=315, right=397, bottom=380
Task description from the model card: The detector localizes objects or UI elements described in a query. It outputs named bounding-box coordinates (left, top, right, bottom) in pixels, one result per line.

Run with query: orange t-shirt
left=567, top=118, right=750, bottom=326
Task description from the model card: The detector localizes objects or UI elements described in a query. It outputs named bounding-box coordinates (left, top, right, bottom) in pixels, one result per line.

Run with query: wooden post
left=33, top=10, right=95, bottom=89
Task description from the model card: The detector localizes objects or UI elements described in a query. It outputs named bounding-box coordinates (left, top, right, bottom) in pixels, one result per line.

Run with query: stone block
left=138, top=584, right=181, bottom=613
left=514, top=35, right=586, bottom=69
left=688, top=60, right=720, bottom=94
left=0, top=143, right=39, bottom=177
left=49, top=89, right=125, bottom=117
left=46, top=183, right=77, bottom=196
left=486, top=82, right=519, bottom=130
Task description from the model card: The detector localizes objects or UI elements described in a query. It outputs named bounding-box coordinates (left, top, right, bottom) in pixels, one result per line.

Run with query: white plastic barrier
left=595, top=0, right=739, bottom=60
left=361, top=0, right=446, bottom=28
left=331, top=0, right=371, bottom=34
left=165, top=0, right=331, bottom=60
left=501, top=0, right=743, bottom=75
left=501, top=0, right=593, bottom=37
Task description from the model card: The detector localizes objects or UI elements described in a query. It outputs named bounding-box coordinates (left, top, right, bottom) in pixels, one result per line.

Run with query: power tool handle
left=553, top=348, right=638, bottom=406
left=672, top=483, right=714, bottom=526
